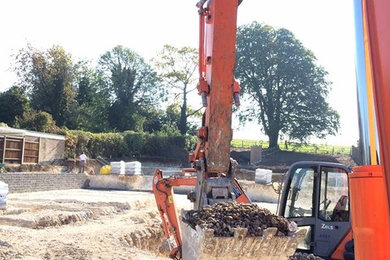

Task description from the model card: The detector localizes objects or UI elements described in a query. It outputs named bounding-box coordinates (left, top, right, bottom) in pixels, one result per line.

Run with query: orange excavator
left=153, top=1, right=251, bottom=258
left=153, top=0, right=390, bottom=259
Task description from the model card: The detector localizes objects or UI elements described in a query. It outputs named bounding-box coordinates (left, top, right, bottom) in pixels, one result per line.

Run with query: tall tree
left=73, top=61, right=110, bottom=132
left=235, top=23, right=339, bottom=148
left=14, top=45, right=77, bottom=127
left=154, top=45, right=198, bottom=134
left=0, top=86, right=29, bottom=126
left=99, top=46, right=160, bottom=131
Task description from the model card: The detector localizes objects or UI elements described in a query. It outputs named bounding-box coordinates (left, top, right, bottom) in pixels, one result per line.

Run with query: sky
left=0, top=0, right=358, bottom=146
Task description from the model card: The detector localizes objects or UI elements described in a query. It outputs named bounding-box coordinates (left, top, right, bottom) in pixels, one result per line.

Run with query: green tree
left=14, top=45, right=77, bottom=127
left=99, top=46, right=160, bottom=131
left=164, top=103, right=201, bottom=136
left=73, top=61, right=110, bottom=132
left=0, top=86, right=29, bottom=126
left=15, top=111, right=58, bottom=133
left=154, top=45, right=198, bottom=134
left=235, top=22, right=339, bottom=148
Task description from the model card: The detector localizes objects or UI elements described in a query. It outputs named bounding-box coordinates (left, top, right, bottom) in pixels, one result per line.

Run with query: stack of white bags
left=124, top=161, right=141, bottom=175
left=110, top=161, right=142, bottom=175
left=0, top=181, right=8, bottom=209
left=110, top=161, right=125, bottom=175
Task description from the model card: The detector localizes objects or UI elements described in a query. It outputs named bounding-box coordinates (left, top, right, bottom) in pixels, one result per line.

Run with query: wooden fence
left=0, top=136, right=40, bottom=164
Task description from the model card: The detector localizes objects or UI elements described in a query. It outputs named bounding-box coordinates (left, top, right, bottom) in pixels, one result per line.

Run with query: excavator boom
left=195, top=0, right=240, bottom=174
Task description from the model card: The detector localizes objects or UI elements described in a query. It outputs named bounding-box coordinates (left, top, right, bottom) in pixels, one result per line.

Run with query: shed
left=0, top=127, right=65, bottom=164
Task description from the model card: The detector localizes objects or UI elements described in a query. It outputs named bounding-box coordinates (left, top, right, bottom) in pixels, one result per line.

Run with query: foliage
left=154, top=45, right=198, bottom=134
left=235, top=23, right=340, bottom=148
left=73, top=60, right=111, bottom=132
left=0, top=86, right=30, bottom=126
left=15, top=111, right=59, bottom=133
left=162, top=103, right=200, bottom=136
left=64, top=130, right=187, bottom=160
left=14, top=45, right=77, bottom=127
left=7, top=43, right=202, bottom=144
left=99, top=45, right=161, bottom=131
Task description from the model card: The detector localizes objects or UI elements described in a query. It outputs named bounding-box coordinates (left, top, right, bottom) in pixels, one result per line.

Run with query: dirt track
left=0, top=190, right=192, bottom=260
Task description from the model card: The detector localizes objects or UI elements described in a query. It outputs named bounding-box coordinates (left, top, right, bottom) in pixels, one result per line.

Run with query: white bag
left=124, top=161, right=142, bottom=175
left=255, top=169, right=272, bottom=185
left=110, top=161, right=125, bottom=175
left=0, top=181, right=8, bottom=209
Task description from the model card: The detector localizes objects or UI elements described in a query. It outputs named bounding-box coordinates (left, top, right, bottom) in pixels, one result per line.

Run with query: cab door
left=314, top=166, right=351, bottom=257
left=279, top=162, right=351, bottom=258
left=280, top=164, right=318, bottom=252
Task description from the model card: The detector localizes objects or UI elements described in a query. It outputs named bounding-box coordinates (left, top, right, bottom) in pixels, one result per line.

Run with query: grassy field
left=231, top=139, right=352, bottom=155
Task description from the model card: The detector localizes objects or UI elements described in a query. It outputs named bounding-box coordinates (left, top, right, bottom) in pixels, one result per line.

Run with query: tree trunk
left=179, top=84, right=188, bottom=135
left=268, top=131, right=280, bottom=149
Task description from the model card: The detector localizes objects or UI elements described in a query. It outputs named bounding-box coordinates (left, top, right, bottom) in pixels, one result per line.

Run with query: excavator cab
left=278, top=162, right=352, bottom=259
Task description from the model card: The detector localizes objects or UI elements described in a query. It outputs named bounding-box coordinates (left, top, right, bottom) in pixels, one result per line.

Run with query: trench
left=0, top=200, right=134, bottom=229
left=0, top=196, right=169, bottom=259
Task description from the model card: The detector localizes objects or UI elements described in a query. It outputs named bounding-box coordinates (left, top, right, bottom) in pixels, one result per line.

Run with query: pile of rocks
left=289, top=252, right=325, bottom=260
left=182, top=202, right=294, bottom=237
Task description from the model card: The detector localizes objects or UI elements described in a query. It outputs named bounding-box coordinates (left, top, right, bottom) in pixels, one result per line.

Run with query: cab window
left=319, top=167, right=349, bottom=221
left=284, top=167, right=315, bottom=218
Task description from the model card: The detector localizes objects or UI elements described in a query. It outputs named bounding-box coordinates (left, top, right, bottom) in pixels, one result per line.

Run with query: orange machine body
left=351, top=0, right=390, bottom=259
left=153, top=1, right=245, bottom=257
left=349, top=166, right=390, bottom=260
left=331, top=230, right=353, bottom=260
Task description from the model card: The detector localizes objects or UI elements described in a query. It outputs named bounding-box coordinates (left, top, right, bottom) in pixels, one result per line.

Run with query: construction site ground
left=0, top=189, right=276, bottom=260
left=0, top=189, right=177, bottom=260
left=0, top=151, right=356, bottom=259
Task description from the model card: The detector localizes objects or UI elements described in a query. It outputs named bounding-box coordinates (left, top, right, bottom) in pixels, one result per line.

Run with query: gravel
left=289, top=252, right=326, bottom=260
left=182, top=202, right=295, bottom=237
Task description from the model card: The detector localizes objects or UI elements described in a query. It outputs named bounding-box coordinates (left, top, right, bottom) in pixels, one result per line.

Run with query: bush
left=123, top=131, right=144, bottom=156
left=15, top=111, right=60, bottom=133
left=64, top=130, right=186, bottom=159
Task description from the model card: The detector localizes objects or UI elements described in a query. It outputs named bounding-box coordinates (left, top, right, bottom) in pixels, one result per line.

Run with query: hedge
left=64, top=130, right=188, bottom=159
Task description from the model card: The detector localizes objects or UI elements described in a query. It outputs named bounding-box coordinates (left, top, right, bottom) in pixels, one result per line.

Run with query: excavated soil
left=0, top=190, right=171, bottom=260
left=289, top=252, right=325, bottom=260
left=183, top=202, right=294, bottom=237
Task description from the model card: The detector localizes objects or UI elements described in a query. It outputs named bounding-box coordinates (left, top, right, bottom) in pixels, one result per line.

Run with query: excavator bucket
left=180, top=212, right=306, bottom=260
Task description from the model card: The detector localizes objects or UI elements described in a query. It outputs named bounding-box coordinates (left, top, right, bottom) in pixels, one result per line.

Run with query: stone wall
left=0, top=173, right=88, bottom=193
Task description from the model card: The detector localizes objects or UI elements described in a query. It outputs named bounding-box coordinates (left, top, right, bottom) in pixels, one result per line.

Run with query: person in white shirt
left=79, top=152, right=87, bottom=173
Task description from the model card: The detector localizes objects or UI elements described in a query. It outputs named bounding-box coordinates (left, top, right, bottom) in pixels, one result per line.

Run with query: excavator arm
left=152, top=170, right=196, bottom=259
left=152, top=168, right=250, bottom=259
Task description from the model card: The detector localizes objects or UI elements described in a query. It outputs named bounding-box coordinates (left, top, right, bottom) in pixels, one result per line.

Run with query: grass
left=231, top=139, right=352, bottom=155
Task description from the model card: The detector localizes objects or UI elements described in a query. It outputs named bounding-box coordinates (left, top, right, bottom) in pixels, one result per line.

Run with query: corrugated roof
left=0, top=127, right=65, bottom=140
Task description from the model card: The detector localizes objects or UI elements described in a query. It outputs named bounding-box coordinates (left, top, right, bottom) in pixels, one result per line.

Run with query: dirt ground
left=0, top=189, right=279, bottom=260
left=231, top=149, right=357, bottom=172
left=0, top=149, right=357, bottom=259
left=0, top=190, right=195, bottom=260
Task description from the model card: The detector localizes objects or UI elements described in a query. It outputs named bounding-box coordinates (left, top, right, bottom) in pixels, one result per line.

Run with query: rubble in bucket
left=289, top=252, right=325, bottom=260
left=181, top=202, right=306, bottom=260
